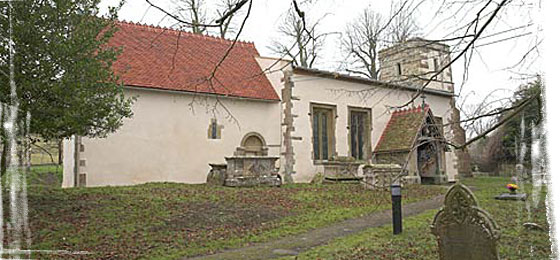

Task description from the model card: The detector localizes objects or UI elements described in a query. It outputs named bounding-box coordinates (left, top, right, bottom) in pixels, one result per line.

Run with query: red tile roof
left=374, top=105, right=431, bottom=153
left=107, top=21, right=279, bottom=101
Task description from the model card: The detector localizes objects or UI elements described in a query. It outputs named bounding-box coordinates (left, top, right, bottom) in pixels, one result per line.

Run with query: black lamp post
left=391, top=183, right=402, bottom=235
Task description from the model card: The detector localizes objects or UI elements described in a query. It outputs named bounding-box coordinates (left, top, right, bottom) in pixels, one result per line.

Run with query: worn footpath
left=186, top=194, right=445, bottom=260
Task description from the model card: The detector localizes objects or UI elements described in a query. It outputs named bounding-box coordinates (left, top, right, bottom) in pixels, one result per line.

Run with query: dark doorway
left=418, top=141, right=440, bottom=184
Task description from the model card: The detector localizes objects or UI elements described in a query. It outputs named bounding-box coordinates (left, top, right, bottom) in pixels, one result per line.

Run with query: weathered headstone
left=431, top=183, right=500, bottom=260
left=207, top=163, right=227, bottom=185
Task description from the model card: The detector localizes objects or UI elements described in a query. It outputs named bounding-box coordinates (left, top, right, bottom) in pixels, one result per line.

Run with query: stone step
left=323, top=176, right=364, bottom=184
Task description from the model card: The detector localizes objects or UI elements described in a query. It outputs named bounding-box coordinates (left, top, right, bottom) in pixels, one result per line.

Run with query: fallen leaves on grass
left=25, top=183, right=443, bottom=259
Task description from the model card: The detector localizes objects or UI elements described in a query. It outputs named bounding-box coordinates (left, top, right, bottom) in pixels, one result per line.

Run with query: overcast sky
left=100, top=0, right=545, bottom=116
left=97, top=0, right=553, bottom=132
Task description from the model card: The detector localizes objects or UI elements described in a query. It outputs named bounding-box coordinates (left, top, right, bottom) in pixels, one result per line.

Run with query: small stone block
left=224, top=176, right=281, bottom=187
left=494, top=193, right=527, bottom=201
left=523, top=222, right=545, bottom=231
left=272, top=249, right=298, bottom=256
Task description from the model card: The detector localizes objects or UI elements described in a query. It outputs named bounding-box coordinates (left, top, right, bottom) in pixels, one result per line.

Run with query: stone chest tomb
left=223, top=132, right=281, bottom=187
left=362, top=163, right=403, bottom=190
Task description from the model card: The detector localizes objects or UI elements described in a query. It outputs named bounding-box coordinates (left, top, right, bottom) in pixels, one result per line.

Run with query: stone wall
left=378, top=38, right=472, bottom=181
left=373, top=151, right=420, bottom=184
left=374, top=151, right=409, bottom=166
left=378, top=38, right=454, bottom=92
left=449, top=105, right=473, bottom=178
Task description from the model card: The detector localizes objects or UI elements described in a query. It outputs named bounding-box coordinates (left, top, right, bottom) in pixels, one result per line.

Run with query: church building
left=62, top=21, right=470, bottom=187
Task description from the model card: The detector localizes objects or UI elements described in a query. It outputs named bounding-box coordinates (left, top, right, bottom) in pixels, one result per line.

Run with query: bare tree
left=174, top=0, right=208, bottom=34
left=340, top=9, right=384, bottom=79
left=459, top=89, right=513, bottom=138
left=216, top=0, right=245, bottom=38
left=340, top=1, right=420, bottom=79
left=270, top=3, right=330, bottom=68
left=172, top=0, right=245, bottom=38
left=387, top=0, right=420, bottom=44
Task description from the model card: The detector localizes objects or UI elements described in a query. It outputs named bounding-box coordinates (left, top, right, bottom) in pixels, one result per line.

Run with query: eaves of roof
left=123, top=84, right=280, bottom=102
left=292, top=66, right=454, bottom=98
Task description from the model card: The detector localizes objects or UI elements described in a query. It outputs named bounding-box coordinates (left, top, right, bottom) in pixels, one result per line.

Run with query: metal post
left=391, top=183, right=402, bottom=235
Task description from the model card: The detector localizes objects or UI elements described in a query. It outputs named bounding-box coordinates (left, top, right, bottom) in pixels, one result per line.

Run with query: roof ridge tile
left=108, top=19, right=279, bottom=101
left=115, top=19, right=255, bottom=47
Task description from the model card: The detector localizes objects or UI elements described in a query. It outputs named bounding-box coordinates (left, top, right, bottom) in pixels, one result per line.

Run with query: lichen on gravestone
left=431, top=183, right=500, bottom=260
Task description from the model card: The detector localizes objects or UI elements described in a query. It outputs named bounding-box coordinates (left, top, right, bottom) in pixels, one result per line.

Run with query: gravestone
left=431, top=183, right=500, bottom=260
left=207, top=163, right=227, bottom=185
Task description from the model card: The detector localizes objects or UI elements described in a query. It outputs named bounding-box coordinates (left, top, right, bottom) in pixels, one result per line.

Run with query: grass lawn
left=288, top=176, right=551, bottom=259
left=21, top=167, right=444, bottom=259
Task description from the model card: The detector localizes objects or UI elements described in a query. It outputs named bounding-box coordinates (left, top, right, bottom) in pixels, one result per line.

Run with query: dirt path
left=185, top=194, right=444, bottom=260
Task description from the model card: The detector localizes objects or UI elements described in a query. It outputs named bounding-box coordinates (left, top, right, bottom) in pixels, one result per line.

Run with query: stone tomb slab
left=494, top=193, right=527, bottom=201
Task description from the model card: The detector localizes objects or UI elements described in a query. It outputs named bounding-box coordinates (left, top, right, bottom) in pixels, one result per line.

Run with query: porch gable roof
left=374, top=105, right=432, bottom=153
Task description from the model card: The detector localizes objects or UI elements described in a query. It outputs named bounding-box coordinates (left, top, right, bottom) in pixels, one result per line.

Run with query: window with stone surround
left=311, top=103, right=336, bottom=161
left=348, top=107, right=372, bottom=161
left=208, top=118, right=222, bottom=139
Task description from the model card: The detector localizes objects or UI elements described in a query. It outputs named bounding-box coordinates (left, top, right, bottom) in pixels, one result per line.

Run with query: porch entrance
left=417, top=139, right=441, bottom=184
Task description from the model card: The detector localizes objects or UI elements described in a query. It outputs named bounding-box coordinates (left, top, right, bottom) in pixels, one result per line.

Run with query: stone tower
left=378, top=38, right=454, bottom=92
left=378, top=38, right=472, bottom=178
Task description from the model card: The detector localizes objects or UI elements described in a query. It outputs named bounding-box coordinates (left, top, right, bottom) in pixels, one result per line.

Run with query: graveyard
left=20, top=166, right=551, bottom=259
left=288, top=177, right=551, bottom=260
left=0, top=0, right=550, bottom=259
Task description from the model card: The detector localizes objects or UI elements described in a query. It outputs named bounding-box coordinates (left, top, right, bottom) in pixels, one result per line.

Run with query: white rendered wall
left=254, top=56, right=290, bottom=96
left=254, top=56, right=293, bottom=178
left=62, top=87, right=281, bottom=187
left=61, top=136, right=75, bottom=188
left=285, top=72, right=458, bottom=182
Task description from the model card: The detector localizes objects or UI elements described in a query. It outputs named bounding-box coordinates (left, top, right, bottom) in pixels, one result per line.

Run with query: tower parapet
left=378, top=38, right=454, bottom=93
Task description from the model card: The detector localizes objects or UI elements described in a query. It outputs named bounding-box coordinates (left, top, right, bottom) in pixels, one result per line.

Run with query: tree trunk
left=1, top=104, right=7, bottom=177
left=58, top=139, right=63, bottom=165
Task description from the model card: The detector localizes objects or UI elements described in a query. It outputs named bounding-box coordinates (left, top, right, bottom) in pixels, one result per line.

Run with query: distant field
left=30, top=140, right=60, bottom=165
